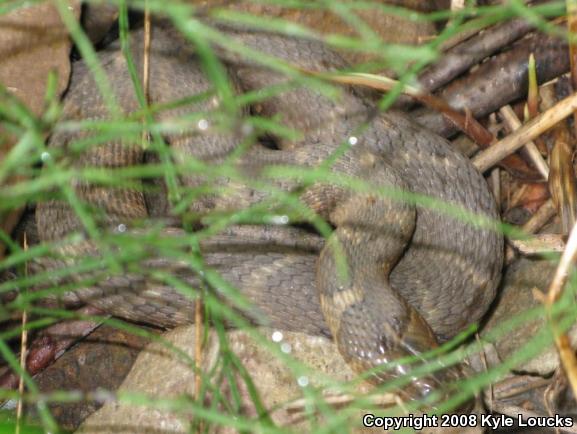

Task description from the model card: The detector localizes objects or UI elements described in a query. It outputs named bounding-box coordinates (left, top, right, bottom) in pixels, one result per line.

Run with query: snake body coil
left=36, top=23, right=503, bottom=402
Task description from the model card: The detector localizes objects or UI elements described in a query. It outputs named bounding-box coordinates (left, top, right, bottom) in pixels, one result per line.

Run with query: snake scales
left=34, top=22, right=503, bottom=402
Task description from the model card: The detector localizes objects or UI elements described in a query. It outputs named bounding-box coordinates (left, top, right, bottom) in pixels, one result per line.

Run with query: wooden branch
left=473, top=92, right=577, bottom=172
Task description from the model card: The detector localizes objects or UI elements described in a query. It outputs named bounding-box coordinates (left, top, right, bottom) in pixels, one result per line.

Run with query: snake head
left=326, top=273, right=477, bottom=411
left=384, top=308, right=476, bottom=411
left=338, top=305, right=475, bottom=411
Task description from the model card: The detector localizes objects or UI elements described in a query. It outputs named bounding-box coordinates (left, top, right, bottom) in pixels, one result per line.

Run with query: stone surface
left=0, top=0, right=79, bottom=256
left=79, top=326, right=481, bottom=433
left=82, top=2, right=118, bottom=45
left=78, top=327, right=353, bottom=433
left=0, top=0, right=78, bottom=116
left=28, top=325, right=149, bottom=431
left=482, top=256, right=574, bottom=376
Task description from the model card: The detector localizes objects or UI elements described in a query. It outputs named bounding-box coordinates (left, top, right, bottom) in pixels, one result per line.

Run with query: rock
left=482, top=257, right=573, bottom=376
left=26, top=325, right=149, bottom=431
left=78, top=327, right=356, bottom=433
left=78, top=326, right=481, bottom=433
left=0, top=0, right=79, bottom=256
left=0, top=1, right=78, bottom=116
left=81, top=2, right=118, bottom=46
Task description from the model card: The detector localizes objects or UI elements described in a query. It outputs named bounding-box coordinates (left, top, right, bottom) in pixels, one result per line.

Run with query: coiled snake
left=35, top=22, right=503, bottom=403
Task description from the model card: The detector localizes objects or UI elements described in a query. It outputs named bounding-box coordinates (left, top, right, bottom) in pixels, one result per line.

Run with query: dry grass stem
left=325, top=72, right=493, bottom=145
left=438, top=26, right=481, bottom=51
left=451, top=0, right=465, bottom=10
left=476, top=334, right=494, bottom=411
left=568, top=0, right=577, bottom=136
left=473, top=92, right=577, bottom=172
left=490, top=375, right=550, bottom=401
left=194, top=297, right=203, bottom=403
left=15, top=312, right=27, bottom=434
left=281, top=392, right=397, bottom=425
left=508, top=183, right=529, bottom=210
left=544, top=220, right=577, bottom=405
left=540, top=82, right=561, bottom=114
left=15, top=233, right=28, bottom=434
left=522, top=198, right=558, bottom=233
left=499, top=105, right=549, bottom=179
left=143, top=3, right=151, bottom=104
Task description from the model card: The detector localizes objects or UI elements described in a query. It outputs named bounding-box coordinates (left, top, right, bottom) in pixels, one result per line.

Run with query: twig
left=438, top=26, right=483, bottom=52
left=419, top=18, right=535, bottom=92
left=306, top=66, right=534, bottom=178
left=281, top=392, right=397, bottom=425
left=451, top=0, right=465, bottom=10
left=522, top=198, right=557, bottom=234
left=543, top=221, right=577, bottom=405
left=544, top=367, right=570, bottom=430
left=15, top=309, right=26, bottom=432
left=143, top=3, right=151, bottom=105
left=15, top=233, right=28, bottom=434
left=499, top=105, right=549, bottom=179
left=476, top=334, right=494, bottom=412
left=491, top=402, right=577, bottom=433
left=508, top=183, right=530, bottom=211
left=567, top=0, right=577, bottom=136
left=505, top=198, right=557, bottom=264
left=509, top=233, right=566, bottom=254
left=417, top=34, right=569, bottom=138
left=490, top=375, right=550, bottom=401
left=194, top=294, right=203, bottom=403
left=473, top=92, right=577, bottom=172
left=284, top=393, right=395, bottom=414
left=322, top=72, right=493, bottom=146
